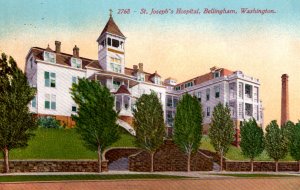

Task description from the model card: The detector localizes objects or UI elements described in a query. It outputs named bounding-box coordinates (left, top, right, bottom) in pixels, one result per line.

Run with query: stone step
left=108, top=157, right=129, bottom=171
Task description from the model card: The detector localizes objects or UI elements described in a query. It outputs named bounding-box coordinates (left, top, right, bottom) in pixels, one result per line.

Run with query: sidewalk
left=0, top=170, right=299, bottom=178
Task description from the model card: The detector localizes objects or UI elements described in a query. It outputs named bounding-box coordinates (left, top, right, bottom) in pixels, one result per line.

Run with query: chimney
left=138, top=63, right=143, bottom=72
left=133, top=65, right=138, bottom=72
left=55, top=41, right=61, bottom=53
left=281, top=74, right=289, bottom=126
left=73, top=45, right=79, bottom=57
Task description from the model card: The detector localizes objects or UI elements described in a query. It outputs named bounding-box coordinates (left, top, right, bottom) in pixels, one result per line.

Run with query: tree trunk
left=4, top=147, right=9, bottom=173
left=220, top=152, right=223, bottom=172
left=298, top=160, right=300, bottom=172
left=97, top=145, right=102, bottom=173
left=187, top=153, right=191, bottom=172
left=275, top=160, right=278, bottom=172
left=250, top=159, right=254, bottom=172
left=150, top=152, right=154, bottom=172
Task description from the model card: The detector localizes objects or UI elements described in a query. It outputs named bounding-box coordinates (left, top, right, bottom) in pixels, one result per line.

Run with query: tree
left=173, top=93, right=203, bottom=172
left=208, top=103, right=235, bottom=171
left=265, top=120, right=289, bottom=172
left=282, top=120, right=295, bottom=146
left=133, top=92, right=165, bottom=172
left=289, top=122, right=300, bottom=172
left=240, top=118, right=264, bottom=172
left=0, top=53, right=37, bottom=173
left=71, top=78, right=120, bottom=172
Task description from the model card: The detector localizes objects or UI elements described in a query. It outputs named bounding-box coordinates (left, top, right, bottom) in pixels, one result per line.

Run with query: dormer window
left=137, top=72, right=145, bottom=82
left=43, top=51, right=56, bottom=63
left=71, top=57, right=82, bottom=69
left=214, top=71, right=220, bottom=78
left=154, top=76, right=161, bottom=85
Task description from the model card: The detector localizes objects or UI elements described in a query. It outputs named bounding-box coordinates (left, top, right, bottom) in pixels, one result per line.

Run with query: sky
left=0, top=0, right=300, bottom=126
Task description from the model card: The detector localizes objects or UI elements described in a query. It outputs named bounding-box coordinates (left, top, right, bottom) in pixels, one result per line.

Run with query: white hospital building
left=25, top=13, right=263, bottom=143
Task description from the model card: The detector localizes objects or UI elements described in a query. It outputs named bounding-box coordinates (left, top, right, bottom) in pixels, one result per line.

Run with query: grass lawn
left=5, top=128, right=136, bottom=160
left=0, top=174, right=187, bottom=182
left=200, top=136, right=294, bottom=161
left=0, top=129, right=294, bottom=161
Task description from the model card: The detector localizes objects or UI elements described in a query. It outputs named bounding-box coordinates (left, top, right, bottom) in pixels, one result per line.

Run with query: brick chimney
left=55, top=41, right=61, bottom=53
left=281, top=74, right=289, bottom=126
left=73, top=45, right=79, bottom=57
left=138, top=63, right=143, bottom=72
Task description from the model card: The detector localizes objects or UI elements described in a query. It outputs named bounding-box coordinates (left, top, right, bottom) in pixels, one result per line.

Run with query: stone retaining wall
left=129, top=140, right=213, bottom=172
left=0, top=160, right=108, bottom=173
left=225, top=161, right=300, bottom=172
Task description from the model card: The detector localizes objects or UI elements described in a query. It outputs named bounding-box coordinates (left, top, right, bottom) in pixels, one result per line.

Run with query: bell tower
left=97, top=10, right=126, bottom=73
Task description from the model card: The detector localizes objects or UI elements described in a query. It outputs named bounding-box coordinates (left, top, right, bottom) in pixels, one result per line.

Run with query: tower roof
left=99, top=14, right=125, bottom=38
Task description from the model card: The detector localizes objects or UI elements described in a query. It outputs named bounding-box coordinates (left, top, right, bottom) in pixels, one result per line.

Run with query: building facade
left=25, top=14, right=263, bottom=142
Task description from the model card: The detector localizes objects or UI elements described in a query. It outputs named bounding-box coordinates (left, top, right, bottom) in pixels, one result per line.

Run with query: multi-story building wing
left=25, top=13, right=263, bottom=143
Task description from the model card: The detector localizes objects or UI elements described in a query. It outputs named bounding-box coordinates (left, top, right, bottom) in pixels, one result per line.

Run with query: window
left=197, top=92, right=201, bottom=102
left=175, top=86, right=181, bottom=91
left=214, top=71, right=220, bottom=78
left=44, top=71, right=56, bottom=87
left=30, top=57, right=33, bottom=69
left=72, top=76, right=78, bottom=84
left=43, top=51, right=56, bottom=63
left=206, top=107, right=210, bottom=117
left=173, top=98, right=178, bottom=107
left=113, top=80, right=121, bottom=89
left=45, top=94, right=56, bottom=110
left=184, top=81, right=193, bottom=88
left=154, top=76, right=161, bottom=85
left=31, top=96, right=36, bottom=108
left=72, top=105, right=77, bottom=112
left=245, top=84, right=252, bottom=98
left=112, top=39, right=120, bottom=48
left=71, top=58, right=82, bottom=69
left=137, top=73, right=145, bottom=82
left=245, top=103, right=253, bottom=116
left=206, top=89, right=210, bottom=101
left=215, top=86, right=220, bottom=98
left=110, top=57, right=122, bottom=73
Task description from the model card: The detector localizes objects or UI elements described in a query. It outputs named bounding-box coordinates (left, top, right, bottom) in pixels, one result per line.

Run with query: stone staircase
left=108, top=157, right=129, bottom=171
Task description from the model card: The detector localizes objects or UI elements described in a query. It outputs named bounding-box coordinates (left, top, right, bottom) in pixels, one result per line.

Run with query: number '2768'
left=118, top=9, right=131, bottom=14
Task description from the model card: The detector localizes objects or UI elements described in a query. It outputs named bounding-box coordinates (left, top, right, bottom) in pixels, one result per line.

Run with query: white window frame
left=43, top=51, right=56, bottom=63
left=71, top=57, right=82, bottom=69
left=44, top=71, right=56, bottom=88
left=45, top=94, right=56, bottom=110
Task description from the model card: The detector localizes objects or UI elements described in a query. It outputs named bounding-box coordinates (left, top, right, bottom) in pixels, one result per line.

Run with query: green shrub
left=38, top=117, right=61, bottom=129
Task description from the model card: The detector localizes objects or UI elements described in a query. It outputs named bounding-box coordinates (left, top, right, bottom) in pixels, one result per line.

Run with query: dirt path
left=1, top=178, right=300, bottom=190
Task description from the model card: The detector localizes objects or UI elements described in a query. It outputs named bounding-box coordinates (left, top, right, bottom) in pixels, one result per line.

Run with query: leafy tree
left=71, top=78, right=120, bottom=172
left=0, top=53, right=37, bottom=173
left=240, top=118, right=264, bottom=172
left=282, top=120, right=295, bottom=146
left=208, top=103, right=235, bottom=171
left=265, top=120, right=289, bottom=172
left=289, top=122, right=300, bottom=172
left=133, top=92, right=165, bottom=172
left=173, top=94, right=203, bottom=172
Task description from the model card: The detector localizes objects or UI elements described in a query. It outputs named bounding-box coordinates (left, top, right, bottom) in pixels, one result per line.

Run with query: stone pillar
left=281, top=74, right=289, bottom=126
